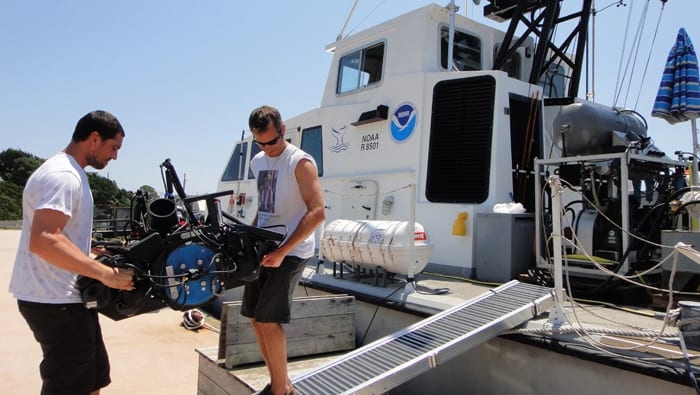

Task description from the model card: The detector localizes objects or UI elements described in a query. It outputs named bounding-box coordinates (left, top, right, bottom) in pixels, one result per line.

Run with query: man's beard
left=86, top=154, right=107, bottom=170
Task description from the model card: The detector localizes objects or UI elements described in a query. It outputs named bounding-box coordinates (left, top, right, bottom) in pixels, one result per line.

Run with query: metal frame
left=534, top=152, right=682, bottom=278
left=489, top=0, right=593, bottom=99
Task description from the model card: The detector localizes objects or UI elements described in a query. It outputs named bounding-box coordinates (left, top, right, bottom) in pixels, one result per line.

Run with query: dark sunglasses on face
left=254, top=131, right=282, bottom=147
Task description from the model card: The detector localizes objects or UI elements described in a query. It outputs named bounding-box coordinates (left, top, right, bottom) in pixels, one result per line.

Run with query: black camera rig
left=78, top=159, right=283, bottom=320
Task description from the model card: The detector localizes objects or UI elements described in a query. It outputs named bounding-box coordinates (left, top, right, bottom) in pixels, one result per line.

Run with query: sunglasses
left=254, top=131, right=282, bottom=147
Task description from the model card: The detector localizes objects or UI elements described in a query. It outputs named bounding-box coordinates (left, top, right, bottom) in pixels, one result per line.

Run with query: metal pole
left=693, top=118, right=699, bottom=186
left=316, top=219, right=326, bottom=273
left=446, top=1, right=459, bottom=71
left=691, top=118, right=699, bottom=231
left=407, top=183, right=417, bottom=293
left=620, top=152, right=630, bottom=273
left=337, top=0, right=360, bottom=41
left=534, top=159, right=543, bottom=270
left=547, top=175, right=568, bottom=327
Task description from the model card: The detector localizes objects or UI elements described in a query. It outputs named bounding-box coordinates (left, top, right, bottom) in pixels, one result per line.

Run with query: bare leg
left=252, top=321, right=291, bottom=395
left=251, top=319, right=271, bottom=375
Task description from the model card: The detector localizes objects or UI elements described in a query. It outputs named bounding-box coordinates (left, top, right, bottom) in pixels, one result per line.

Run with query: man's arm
left=29, top=208, right=134, bottom=290
left=260, top=158, right=325, bottom=267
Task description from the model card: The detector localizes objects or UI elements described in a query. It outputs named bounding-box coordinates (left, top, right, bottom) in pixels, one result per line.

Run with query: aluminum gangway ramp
left=292, top=280, right=553, bottom=394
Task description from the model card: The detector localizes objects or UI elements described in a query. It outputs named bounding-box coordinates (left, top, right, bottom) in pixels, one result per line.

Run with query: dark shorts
left=241, top=256, right=308, bottom=323
left=18, top=300, right=111, bottom=395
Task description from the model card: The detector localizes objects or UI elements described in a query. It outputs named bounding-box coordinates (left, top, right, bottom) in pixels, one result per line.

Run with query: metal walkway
left=292, top=280, right=553, bottom=395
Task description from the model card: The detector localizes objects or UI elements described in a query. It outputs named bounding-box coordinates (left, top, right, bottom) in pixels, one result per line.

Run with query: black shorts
left=18, top=300, right=111, bottom=395
left=241, top=256, right=308, bottom=323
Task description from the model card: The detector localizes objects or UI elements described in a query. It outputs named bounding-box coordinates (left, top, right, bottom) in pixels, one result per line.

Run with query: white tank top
left=250, top=144, right=316, bottom=259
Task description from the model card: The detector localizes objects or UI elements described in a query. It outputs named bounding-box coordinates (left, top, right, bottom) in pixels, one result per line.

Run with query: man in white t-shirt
left=9, top=110, right=134, bottom=395
left=242, top=105, right=325, bottom=395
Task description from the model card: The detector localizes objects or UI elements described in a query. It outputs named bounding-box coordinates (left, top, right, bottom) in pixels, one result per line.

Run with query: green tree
left=0, top=181, right=22, bottom=220
left=0, top=148, right=152, bottom=220
left=138, top=185, right=160, bottom=202
left=0, top=148, right=43, bottom=185
left=0, top=149, right=42, bottom=220
left=87, top=173, right=132, bottom=210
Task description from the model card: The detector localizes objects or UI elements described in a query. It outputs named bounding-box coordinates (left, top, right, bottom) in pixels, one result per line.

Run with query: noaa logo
left=390, top=103, right=417, bottom=143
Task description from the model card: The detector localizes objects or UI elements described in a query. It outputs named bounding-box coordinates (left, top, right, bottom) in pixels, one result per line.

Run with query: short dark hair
left=248, top=105, right=282, bottom=133
left=72, top=110, right=125, bottom=142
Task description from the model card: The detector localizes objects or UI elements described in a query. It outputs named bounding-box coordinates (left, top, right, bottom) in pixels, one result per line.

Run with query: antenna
left=337, top=0, right=360, bottom=41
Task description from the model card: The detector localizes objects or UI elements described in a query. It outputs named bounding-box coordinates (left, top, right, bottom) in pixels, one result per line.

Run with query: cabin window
left=300, top=125, right=324, bottom=177
left=539, top=63, right=567, bottom=98
left=248, top=143, right=262, bottom=179
left=493, top=45, right=521, bottom=79
left=440, top=26, right=481, bottom=71
left=337, top=42, right=384, bottom=94
left=221, top=142, right=249, bottom=182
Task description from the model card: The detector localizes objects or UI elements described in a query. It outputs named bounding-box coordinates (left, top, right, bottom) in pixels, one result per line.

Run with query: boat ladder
left=292, top=280, right=553, bottom=394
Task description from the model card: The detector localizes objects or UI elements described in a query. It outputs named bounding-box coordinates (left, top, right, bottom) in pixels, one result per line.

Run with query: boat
left=86, top=1, right=700, bottom=394
left=217, top=0, right=683, bottom=287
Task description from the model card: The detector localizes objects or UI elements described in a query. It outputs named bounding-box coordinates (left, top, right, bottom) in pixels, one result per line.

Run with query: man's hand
left=90, top=245, right=108, bottom=257
left=260, top=249, right=285, bottom=268
left=100, top=266, right=135, bottom=291
left=90, top=240, right=121, bottom=257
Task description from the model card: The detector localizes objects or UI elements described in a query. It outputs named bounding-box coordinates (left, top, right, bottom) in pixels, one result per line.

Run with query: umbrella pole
left=693, top=118, right=699, bottom=231
left=694, top=118, right=699, bottom=187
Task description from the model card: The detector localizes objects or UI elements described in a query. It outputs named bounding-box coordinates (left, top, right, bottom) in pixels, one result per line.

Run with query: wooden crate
left=197, top=347, right=251, bottom=395
left=218, top=294, right=356, bottom=368
left=196, top=346, right=347, bottom=395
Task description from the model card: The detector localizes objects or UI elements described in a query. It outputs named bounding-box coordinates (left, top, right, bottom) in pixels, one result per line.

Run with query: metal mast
left=487, top=0, right=594, bottom=99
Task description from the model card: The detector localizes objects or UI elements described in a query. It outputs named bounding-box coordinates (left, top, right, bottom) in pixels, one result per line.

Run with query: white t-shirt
left=250, top=144, right=316, bottom=259
left=9, top=152, right=93, bottom=304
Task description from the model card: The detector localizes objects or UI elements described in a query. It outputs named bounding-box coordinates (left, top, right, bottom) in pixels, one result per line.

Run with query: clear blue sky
left=1, top=1, right=698, bottom=195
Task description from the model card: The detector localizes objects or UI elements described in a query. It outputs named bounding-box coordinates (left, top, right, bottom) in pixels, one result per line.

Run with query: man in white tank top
left=241, top=105, right=325, bottom=395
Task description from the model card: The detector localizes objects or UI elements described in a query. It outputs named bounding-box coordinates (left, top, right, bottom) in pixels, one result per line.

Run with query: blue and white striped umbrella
left=653, top=28, right=700, bottom=186
left=652, top=27, right=700, bottom=124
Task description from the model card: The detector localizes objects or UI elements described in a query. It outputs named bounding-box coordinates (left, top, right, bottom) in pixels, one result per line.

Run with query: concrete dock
left=0, top=230, right=219, bottom=394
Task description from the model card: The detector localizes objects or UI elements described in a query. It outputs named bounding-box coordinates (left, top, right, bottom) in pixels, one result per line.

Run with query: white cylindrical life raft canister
left=321, top=219, right=433, bottom=276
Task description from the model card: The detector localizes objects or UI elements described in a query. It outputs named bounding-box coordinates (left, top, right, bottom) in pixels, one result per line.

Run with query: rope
left=544, top=178, right=700, bottom=298
left=322, top=183, right=412, bottom=197
left=612, top=0, right=635, bottom=107
left=633, top=0, right=667, bottom=110
left=620, top=0, right=651, bottom=107
left=508, top=325, right=678, bottom=338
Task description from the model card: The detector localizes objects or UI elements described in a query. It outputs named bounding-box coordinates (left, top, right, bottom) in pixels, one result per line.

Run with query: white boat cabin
left=215, top=3, right=636, bottom=279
